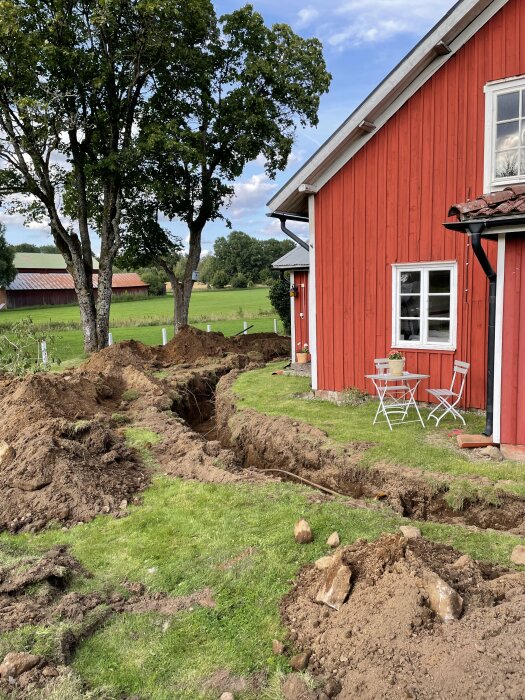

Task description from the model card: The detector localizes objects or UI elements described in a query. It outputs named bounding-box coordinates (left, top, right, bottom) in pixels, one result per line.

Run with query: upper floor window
left=485, top=76, right=525, bottom=190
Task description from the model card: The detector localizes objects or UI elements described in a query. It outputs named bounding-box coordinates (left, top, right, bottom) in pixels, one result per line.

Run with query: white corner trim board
left=308, top=195, right=318, bottom=391
left=493, top=233, right=506, bottom=443
left=290, top=271, right=296, bottom=363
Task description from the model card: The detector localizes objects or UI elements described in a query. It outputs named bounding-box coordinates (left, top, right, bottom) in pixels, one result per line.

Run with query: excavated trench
left=179, top=371, right=525, bottom=536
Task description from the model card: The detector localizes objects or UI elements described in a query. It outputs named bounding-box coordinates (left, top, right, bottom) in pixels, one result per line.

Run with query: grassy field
left=1, top=478, right=522, bottom=700
left=0, top=288, right=274, bottom=329
left=233, top=363, right=525, bottom=498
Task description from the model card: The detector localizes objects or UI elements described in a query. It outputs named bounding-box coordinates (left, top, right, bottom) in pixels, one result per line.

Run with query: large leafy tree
left=128, top=5, right=330, bottom=330
left=0, top=223, right=16, bottom=288
left=0, top=0, right=212, bottom=351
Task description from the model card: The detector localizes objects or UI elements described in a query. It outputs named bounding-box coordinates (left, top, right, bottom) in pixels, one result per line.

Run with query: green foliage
left=10, top=243, right=59, bottom=254
left=197, top=255, right=217, bottom=285
left=0, top=224, right=16, bottom=289
left=211, top=270, right=230, bottom=289
left=0, top=318, right=60, bottom=375
left=230, top=272, right=249, bottom=289
left=213, top=231, right=294, bottom=284
left=121, top=389, right=140, bottom=402
left=269, top=276, right=291, bottom=334
left=137, top=268, right=167, bottom=297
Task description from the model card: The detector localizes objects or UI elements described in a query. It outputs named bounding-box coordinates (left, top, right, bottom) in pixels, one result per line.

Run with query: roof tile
left=449, top=186, right=525, bottom=221
left=7, top=272, right=147, bottom=292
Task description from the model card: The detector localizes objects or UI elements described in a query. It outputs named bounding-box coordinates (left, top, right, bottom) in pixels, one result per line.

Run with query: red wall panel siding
left=314, top=0, right=525, bottom=408
left=293, top=271, right=309, bottom=356
left=501, top=237, right=525, bottom=445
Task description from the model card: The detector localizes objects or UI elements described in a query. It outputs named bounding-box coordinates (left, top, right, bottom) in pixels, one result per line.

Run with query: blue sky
left=3, top=0, right=454, bottom=254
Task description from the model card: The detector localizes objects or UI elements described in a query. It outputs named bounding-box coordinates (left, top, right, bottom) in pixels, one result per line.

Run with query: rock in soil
left=289, top=651, right=311, bottom=671
left=314, top=553, right=340, bottom=571
left=294, top=519, right=314, bottom=544
left=281, top=533, right=525, bottom=699
left=0, top=652, right=40, bottom=678
left=511, top=545, right=525, bottom=565
left=326, top=532, right=340, bottom=548
left=272, top=639, right=285, bottom=655
left=315, top=561, right=352, bottom=611
left=0, top=441, right=15, bottom=467
left=421, top=568, right=463, bottom=623
left=282, top=673, right=317, bottom=700
left=399, top=525, right=421, bottom=539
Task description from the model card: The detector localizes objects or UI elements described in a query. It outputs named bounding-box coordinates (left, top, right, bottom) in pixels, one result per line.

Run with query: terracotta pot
left=296, top=352, right=311, bottom=364
left=388, top=358, right=405, bottom=376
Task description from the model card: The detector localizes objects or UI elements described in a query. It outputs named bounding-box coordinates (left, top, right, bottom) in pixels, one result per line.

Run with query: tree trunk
left=172, top=224, right=203, bottom=332
left=96, top=259, right=113, bottom=349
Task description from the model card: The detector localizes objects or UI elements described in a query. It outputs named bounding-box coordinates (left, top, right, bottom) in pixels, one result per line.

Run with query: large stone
left=511, top=545, right=525, bottom=566
left=294, top=519, right=313, bottom=544
left=0, top=442, right=15, bottom=467
left=220, top=694, right=235, bottom=700
left=316, top=560, right=352, bottom=611
left=0, top=652, right=40, bottom=678
left=289, top=650, right=311, bottom=671
left=400, top=526, right=421, bottom=540
left=282, top=673, right=317, bottom=700
left=478, top=445, right=503, bottom=461
left=13, top=476, right=52, bottom=492
left=326, top=532, right=340, bottom=548
left=315, top=554, right=336, bottom=571
left=422, top=569, right=463, bottom=623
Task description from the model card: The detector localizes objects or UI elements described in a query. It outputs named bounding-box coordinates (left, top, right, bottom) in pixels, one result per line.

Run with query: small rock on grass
left=289, top=650, right=311, bottom=671
left=326, top=532, right=340, bottom=548
left=272, top=639, right=285, bottom=655
left=294, top=519, right=313, bottom=544
left=0, top=653, right=40, bottom=678
left=220, top=693, right=235, bottom=700
left=400, top=526, right=421, bottom=540
left=511, top=545, right=525, bottom=566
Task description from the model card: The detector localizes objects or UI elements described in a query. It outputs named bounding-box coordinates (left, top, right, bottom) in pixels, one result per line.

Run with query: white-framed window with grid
left=485, top=76, right=525, bottom=190
left=392, top=262, right=457, bottom=351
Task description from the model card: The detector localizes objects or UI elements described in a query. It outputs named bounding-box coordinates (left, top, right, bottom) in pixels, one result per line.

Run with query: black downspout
left=276, top=216, right=309, bottom=251
left=468, top=223, right=496, bottom=437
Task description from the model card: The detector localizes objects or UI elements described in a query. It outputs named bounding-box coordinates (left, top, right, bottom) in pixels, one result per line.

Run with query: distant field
left=50, top=318, right=285, bottom=363
left=0, top=287, right=273, bottom=329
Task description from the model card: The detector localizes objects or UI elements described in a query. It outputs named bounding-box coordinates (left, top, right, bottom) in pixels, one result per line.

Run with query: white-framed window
left=484, top=75, right=525, bottom=191
left=392, top=262, right=457, bottom=351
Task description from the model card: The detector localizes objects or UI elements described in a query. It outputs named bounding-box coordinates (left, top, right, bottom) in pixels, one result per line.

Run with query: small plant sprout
left=300, top=344, right=310, bottom=354
left=388, top=351, right=404, bottom=360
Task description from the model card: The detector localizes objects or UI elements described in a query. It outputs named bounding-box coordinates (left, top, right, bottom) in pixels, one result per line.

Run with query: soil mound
left=282, top=534, right=525, bottom=699
left=162, top=326, right=289, bottom=364
left=81, top=338, right=159, bottom=373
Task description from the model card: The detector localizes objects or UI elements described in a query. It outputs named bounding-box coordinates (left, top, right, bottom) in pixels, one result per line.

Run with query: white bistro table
left=365, top=372, right=429, bottom=431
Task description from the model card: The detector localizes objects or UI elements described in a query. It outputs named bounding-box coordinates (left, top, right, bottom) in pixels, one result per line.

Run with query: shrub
left=0, top=318, right=60, bottom=375
left=268, top=276, right=291, bottom=335
left=230, top=272, right=248, bottom=288
left=211, top=270, right=230, bottom=289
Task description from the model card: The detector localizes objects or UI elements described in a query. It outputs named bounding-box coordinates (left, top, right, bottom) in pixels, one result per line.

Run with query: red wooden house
left=268, top=0, right=525, bottom=449
left=272, top=246, right=310, bottom=362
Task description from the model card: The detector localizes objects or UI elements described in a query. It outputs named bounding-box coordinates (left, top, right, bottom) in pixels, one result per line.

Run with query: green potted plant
left=296, top=343, right=311, bottom=364
left=388, top=351, right=405, bottom=376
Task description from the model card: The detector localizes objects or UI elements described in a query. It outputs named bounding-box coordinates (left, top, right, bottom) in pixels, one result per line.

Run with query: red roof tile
left=449, top=185, right=525, bottom=221
left=7, top=272, right=148, bottom=292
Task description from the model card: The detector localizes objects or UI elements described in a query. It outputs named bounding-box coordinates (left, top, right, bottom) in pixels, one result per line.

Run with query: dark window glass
left=428, top=295, right=450, bottom=318
left=400, top=271, right=420, bottom=294
left=400, top=295, right=420, bottom=318
left=496, top=120, right=520, bottom=151
left=498, top=91, right=520, bottom=121
left=429, top=269, right=450, bottom=293
left=400, top=319, right=420, bottom=342
left=428, top=320, right=450, bottom=342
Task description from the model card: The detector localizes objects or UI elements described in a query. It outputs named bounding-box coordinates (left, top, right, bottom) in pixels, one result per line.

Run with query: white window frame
left=484, top=75, right=525, bottom=192
left=391, top=262, right=457, bottom=352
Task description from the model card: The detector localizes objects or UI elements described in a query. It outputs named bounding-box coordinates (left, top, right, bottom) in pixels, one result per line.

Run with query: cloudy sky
left=3, top=0, right=455, bottom=254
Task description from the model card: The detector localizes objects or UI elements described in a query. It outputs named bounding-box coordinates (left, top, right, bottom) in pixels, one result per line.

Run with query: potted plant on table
left=388, top=351, right=405, bottom=376
left=296, top=343, right=311, bottom=364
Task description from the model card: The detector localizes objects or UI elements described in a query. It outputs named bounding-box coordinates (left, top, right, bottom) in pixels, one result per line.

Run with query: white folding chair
left=372, top=358, right=410, bottom=425
left=427, top=360, right=470, bottom=426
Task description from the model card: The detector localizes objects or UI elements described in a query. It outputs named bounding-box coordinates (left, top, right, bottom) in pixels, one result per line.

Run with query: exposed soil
left=216, top=372, right=525, bottom=532
left=281, top=534, right=525, bottom=700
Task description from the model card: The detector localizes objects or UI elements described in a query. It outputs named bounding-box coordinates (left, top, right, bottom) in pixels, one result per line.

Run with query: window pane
left=495, top=150, right=519, bottom=178
left=429, top=269, right=450, bottom=293
left=428, top=295, right=450, bottom=318
left=496, top=120, right=520, bottom=150
left=521, top=149, right=525, bottom=174
left=400, top=271, right=420, bottom=293
left=400, top=319, right=420, bottom=342
left=498, top=91, right=520, bottom=121
left=400, top=295, right=420, bottom=318
left=428, top=320, right=450, bottom=343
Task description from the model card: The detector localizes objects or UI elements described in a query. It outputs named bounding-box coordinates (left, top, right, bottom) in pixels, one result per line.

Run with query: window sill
left=392, top=344, right=456, bottom=353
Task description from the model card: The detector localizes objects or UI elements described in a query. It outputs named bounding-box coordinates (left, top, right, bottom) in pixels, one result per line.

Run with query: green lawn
left=233, top=363, right=525, bottom=495
left=1, top=477, right=522, bottom=700
left=0, top=287, right=274, bottom=330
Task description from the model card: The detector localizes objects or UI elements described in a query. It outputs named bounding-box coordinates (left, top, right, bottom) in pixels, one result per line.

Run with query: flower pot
left=296, top=352, right=311, bottom=364
left=388, top=358, right=405, bottom=376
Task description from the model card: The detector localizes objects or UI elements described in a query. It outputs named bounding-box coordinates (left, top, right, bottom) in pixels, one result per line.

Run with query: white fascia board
left=268, top=0, right=508, bottom=215
left=307, top=196, right=318, bottom=391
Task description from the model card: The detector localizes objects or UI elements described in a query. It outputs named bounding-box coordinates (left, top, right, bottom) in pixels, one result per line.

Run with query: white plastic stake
left=40, top=340, right=48, bottom=365
left=162, top=328, right=168, bottom=345
left=108, top=332, right=113, bottom=346
left=243, top=321, right=248, bottom=335
left=273, top=318, right=278, bottom=333
left=206, top=324, right=211, bottom=333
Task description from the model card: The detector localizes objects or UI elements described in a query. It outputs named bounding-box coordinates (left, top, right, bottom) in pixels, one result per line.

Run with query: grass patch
left=233, top=364, right=525, bottom=496
left=124, top=428, right=161, bottom=470
left=121, top=389, right=140, bottom=402
left=0, top=478, right=522, bottom=699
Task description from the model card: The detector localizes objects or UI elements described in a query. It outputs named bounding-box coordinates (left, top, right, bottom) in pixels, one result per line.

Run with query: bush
left=268, top=276, right=291, bottom=335
left=211, top=270, right=230, bottom=289
left=230, top=272, right=248, bottom=289
left=138, top=267, right=167, bottom=296
left=0, top=318, right=60, bottom=375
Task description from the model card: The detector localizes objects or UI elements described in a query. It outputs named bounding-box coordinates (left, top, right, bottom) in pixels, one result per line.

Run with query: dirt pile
left=281, top=533, right=525, bottom=699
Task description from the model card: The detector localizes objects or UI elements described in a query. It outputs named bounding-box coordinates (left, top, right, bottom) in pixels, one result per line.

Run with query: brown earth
left=216, top=372, right=525, bottom=532
left=0, top=327, right=286, bottom=533
left=281, top=533, right=525, bottom=700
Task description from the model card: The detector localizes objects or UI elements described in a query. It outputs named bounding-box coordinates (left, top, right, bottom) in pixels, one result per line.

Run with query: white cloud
left=297, top=6, right=320, bottom=27
left=228, top=173, right=278, bottom=219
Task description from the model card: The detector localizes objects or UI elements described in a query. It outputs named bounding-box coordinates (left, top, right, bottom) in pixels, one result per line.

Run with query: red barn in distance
left=0, top=253, right=148, bottom=309
left=268, top=0, right=525, bottom=450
